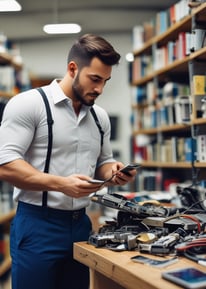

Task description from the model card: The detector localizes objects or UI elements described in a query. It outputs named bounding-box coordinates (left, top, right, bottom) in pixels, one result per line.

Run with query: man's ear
left=68, top=61, right=78, bottom=77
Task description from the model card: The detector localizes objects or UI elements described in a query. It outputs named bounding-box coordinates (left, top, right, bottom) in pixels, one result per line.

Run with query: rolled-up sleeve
left=0, top=90, right=44, bottom=165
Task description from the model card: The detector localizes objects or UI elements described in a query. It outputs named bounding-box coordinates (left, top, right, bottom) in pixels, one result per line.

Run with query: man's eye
left=91, top=77, right=99, bottom=82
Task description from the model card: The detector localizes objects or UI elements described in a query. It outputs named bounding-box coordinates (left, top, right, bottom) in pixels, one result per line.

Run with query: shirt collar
left=50, top=79, right=91, bottom=113
left=50, top=79, right=68, bottom=104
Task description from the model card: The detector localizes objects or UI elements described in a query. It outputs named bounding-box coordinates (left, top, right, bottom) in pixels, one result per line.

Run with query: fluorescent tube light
left=43, top=23, right=81, bottom=34
left=0, top=0, right=22, bottom=12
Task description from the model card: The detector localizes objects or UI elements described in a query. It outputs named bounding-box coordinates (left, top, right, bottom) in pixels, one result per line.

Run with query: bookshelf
left=130, top=1, right=206, bottom=193
left=0, top=40, right=25, bottom=285
left=0, top=52, right=22, bottom=70
left=0, top=210, right=15, bottom=279
left=0, top=210, right=15, bottom=226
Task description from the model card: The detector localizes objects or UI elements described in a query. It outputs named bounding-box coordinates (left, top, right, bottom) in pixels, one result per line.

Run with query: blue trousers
left=10, top=202, right=92, bottom=289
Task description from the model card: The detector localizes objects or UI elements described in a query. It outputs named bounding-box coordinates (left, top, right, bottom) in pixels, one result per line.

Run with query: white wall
left=18, top=33, right=133, bottom=165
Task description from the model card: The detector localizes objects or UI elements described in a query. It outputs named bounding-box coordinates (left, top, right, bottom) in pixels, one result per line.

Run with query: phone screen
left=169, top=268, right=206, bottom=282
left=87, top=179, right=105, bottom=184
left=131, top=255, right=178, bottom=268
left=162, top=267, right=206, bottom=289
left=120, top=164, right=141, bottom=175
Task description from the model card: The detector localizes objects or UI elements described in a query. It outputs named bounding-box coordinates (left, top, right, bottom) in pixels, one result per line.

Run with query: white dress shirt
left=0, top=79, right=115, bottom=210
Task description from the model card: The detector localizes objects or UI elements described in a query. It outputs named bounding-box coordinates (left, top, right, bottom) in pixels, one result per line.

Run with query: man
left=0, top=33, right=136, bottom=289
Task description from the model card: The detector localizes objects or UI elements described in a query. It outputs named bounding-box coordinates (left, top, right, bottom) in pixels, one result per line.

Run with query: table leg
left=89, top=268, right=126, bottom=289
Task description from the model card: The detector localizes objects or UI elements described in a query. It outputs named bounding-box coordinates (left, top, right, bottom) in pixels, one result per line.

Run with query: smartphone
left=162, top=267, right=206, bottom=289
left=87, top=179, right=105, bottom=184
left=119, top=163, right=141, bottom=176
left=88, top=163, right=141, bottom=184
left=131, top=255, right=178, bottom=268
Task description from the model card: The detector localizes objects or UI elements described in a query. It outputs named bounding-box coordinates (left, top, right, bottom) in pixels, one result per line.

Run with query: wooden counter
left=74, top=242, right=206, bottom=289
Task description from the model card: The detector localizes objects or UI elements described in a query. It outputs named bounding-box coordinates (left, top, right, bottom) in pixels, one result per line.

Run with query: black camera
left=176, top=186, right=205, bottom=210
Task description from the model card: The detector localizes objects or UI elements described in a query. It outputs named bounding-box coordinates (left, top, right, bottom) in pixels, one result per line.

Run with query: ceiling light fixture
left=43, top=23, right=81, bottom=34
left=43, top=0, right=81, bottom=35
left=125, top=52, right=134, bottom=62
left=0, top=0, right=22, bottom=12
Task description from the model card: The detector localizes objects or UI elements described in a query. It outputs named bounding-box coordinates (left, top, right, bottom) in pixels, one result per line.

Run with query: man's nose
left=94, top=84, right=104, bottom=95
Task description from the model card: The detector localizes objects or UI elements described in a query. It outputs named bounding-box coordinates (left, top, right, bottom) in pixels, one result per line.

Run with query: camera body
left=177, top=186, right=206, bottom=210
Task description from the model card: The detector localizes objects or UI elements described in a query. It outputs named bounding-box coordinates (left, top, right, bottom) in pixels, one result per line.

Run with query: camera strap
left=36, top=87, right=104, bottom=207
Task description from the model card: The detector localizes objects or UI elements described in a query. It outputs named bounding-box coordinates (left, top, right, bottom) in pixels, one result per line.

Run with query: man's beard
left=72, top=76, right=97, bottom=106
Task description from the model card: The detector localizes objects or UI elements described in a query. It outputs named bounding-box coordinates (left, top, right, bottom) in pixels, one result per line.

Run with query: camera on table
left=176, top=186, right=206, bottom=210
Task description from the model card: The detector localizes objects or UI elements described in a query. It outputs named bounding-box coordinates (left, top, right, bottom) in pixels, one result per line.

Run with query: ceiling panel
left=0, top=0, right=179, bottom=41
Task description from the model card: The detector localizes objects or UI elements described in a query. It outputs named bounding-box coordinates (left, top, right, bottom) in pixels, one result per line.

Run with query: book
left=171, top=136, right=178, bottom=162
left=193, top=75, right=206, bottom=95
left=184, top=137, right=197, bottom=162
left=174, top=95, right=191, bottom=124
left=133, top=25, right=144, bottom=51
left=197, top=135, right=206, bottom=162
left=177, top=137, right=185, bottom=162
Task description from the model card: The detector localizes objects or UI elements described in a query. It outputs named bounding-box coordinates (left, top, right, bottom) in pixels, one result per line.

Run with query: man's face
left=72, top=57, right=112, bottom=106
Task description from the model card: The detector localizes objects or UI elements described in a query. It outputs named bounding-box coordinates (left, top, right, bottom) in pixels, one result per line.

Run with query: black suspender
left=36, top=87, right=54, bottom=207
left=90, top=107, right=104, bottom=146
left=37, top=87, right=104, bottom=207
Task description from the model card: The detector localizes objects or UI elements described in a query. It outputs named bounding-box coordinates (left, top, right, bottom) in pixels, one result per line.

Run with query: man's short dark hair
left=67, top=33, right=121, bottom=68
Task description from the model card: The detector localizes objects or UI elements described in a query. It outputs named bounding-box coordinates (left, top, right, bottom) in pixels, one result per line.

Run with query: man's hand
left=94, top=162, right=138, bottom=187
left=60, top=174, right=105, bottom=198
